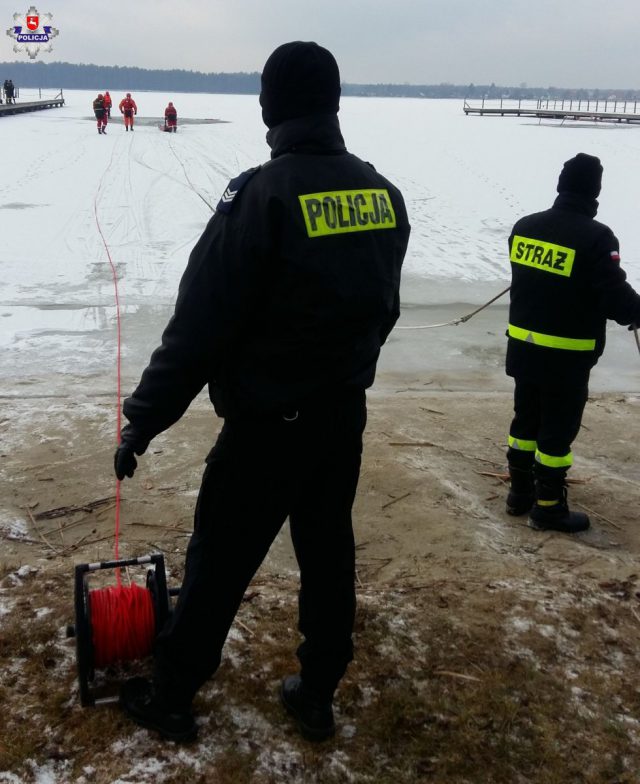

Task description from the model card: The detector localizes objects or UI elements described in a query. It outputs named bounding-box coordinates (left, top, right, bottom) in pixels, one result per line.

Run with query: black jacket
left=122, top=114, right=410, bottom=449
left=507, top=192, right=640, bottom=383
left=93, top=97, right=105, bottom=117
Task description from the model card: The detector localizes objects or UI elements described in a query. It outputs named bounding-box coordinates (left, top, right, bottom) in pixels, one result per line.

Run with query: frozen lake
left=1, top=89, right=640, bottom=396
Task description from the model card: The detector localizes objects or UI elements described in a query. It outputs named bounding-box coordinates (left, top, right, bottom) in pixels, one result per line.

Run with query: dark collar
left=553, top=192, right=599, bottom=219
left=266, top=114, right=346, bottom=159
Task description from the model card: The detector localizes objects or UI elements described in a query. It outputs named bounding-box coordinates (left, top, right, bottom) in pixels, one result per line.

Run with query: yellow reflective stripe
left=508, top=324, right=596, bottom=352
left=535, top=449, right=573, bottom=468
left=537, top=499, right=559, bottom=507
left=299, top=189, right=397, bottom=238
left=510, top=235, right=576, bottom=277
left=508, top=435, right=537, bottom=452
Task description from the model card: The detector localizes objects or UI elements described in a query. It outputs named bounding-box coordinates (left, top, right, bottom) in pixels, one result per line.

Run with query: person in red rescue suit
left=164, top=102, right=177, bottom=132
left=103, top=91, right=112, bottom=118
left=119, top=93, right=137, bottom=130
left=505, top=153, right=640, bottom=534
left=92, top=94, right=107, bottom=134
left=114, top=41, right=410, bottom=744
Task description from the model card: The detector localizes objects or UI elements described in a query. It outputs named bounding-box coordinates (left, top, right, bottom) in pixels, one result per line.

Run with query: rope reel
left=67, top=554, right=174, bottom=706
left=67, top=144, right=193, bottom=708
left=67, top=150, right=178, bottom=708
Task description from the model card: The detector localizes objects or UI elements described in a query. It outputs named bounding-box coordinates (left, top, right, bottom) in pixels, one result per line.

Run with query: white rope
left=395, top=285, right=511, bottom=330
left=395, top=288, right=640, bottom=362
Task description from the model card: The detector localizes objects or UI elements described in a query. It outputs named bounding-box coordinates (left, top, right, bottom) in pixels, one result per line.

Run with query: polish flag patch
left=610, top=250, right=621, bottom=262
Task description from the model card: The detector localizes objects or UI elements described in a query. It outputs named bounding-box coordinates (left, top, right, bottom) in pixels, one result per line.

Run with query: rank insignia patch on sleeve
left=215, top=166, right=260, bottom=214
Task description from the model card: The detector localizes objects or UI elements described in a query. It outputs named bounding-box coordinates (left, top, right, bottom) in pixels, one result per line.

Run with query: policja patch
left=299, top=188, right=396, bottom=238
left=215, top=167, right=261, bottom=215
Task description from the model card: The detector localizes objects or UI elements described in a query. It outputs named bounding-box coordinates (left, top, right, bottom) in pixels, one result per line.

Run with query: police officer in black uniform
left=505, top=153, right=640, bottom=533
left=115, top=41, right=410, bottom=742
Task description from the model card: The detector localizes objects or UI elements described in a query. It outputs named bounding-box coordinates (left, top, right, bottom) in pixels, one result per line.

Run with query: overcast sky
left=5, top=0, right=639, bottom=88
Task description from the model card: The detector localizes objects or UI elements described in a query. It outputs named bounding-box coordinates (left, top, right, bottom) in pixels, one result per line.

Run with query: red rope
left=90, top=584, right=156, bottom=668
left=90, top=142, right=158, bottom=666
left=93, top=141, right=123, bottom=575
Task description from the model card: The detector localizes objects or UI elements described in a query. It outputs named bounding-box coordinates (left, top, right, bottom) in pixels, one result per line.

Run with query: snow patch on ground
left=0, top=514, right=29, bottom=541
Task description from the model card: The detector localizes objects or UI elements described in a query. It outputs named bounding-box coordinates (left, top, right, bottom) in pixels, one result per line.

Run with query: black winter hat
left=557, top=152, right=603, bottom=199
left=259, top=41, right=341, bottom=129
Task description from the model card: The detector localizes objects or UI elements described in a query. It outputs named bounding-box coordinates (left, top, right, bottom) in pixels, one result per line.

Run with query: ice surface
left=1, top=89, right=640, bottom=395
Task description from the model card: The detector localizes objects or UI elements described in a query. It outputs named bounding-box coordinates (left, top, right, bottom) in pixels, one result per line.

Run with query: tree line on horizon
left=1, top=61, right=638, bottom=101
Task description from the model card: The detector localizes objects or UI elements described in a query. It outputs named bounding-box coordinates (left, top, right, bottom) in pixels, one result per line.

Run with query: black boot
left=120, top=677, right=197, bottom=742
left=529, top=484, right=590, bottom=533
left=280, top=674, right=335, bottom=741
left=506, top=464, right=534, bottom=516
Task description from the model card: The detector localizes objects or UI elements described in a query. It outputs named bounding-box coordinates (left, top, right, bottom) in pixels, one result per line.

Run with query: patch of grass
left=0, top=561, right=17, bottom=580
left=0, top=571, right=639, bottom=783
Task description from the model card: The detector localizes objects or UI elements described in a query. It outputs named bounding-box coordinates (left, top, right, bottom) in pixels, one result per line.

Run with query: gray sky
left=5, top=0, right=639, bottom=88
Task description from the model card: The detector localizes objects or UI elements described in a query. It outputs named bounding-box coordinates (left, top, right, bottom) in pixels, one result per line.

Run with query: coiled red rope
left=90, top=139, right=158, bottom=667
left=90, top=583, right=156, bottom=667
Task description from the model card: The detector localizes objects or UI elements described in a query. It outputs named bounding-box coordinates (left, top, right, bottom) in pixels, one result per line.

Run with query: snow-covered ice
left=2, top=89, right=640, bottom=396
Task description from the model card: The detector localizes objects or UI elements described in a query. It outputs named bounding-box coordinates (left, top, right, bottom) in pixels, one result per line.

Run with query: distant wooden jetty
left=0, top=89, right=65, bottom=117
left=463, top=97, right=640, bottom=124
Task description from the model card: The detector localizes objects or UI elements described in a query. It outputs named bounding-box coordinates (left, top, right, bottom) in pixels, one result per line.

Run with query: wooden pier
left=463, top=98, right=640, bottom=124
left=0, top=90, right=65, bottom=117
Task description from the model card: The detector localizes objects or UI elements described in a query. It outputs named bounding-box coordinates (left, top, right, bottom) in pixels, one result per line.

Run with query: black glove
left=114, top=442, right=138, bottom=481
left=628, top=323, right=640, bottom=331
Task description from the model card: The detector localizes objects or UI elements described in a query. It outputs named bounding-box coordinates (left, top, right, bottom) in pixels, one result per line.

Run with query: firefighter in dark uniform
left=115, top=41, right=410, bottom=743
left=506, top=153, right=640, bottom=533
left=93, top=93, right=107, bottom=134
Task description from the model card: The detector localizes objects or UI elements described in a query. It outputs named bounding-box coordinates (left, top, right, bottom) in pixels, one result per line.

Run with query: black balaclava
left=557, top=153, right=603, bottom=199
left=259, top=41, right=341, bottom=129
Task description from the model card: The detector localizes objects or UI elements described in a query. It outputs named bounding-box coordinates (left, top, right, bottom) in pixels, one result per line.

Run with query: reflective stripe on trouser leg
left=508, top=435, right=537, bottom=452
left=535, top=449, right=572, bottom=469
left=507, top=434, right=536, bottom=471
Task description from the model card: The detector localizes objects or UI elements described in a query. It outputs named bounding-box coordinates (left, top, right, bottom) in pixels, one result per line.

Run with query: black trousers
left=508, top=377, right=588, bottom=480
left=154, top=390, right=367, bottom=706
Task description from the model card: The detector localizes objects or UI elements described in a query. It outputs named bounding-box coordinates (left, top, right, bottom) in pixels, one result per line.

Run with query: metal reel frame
left=69, top=553, right=170, bottom=707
